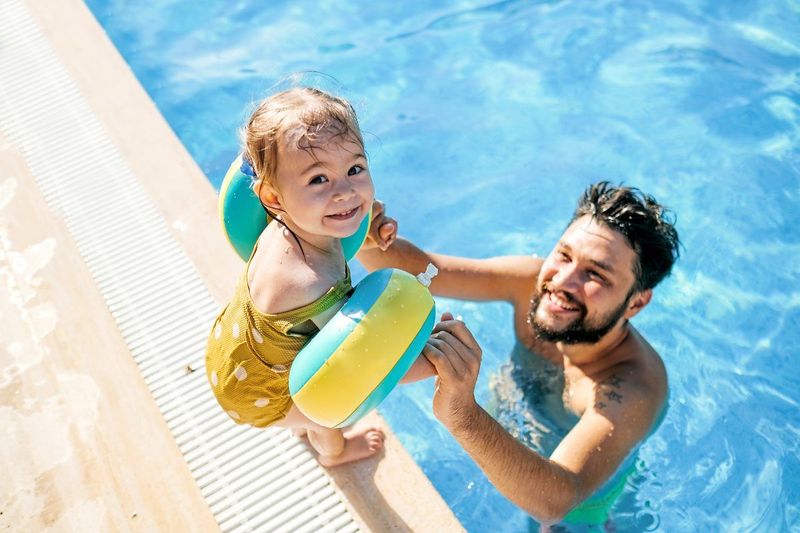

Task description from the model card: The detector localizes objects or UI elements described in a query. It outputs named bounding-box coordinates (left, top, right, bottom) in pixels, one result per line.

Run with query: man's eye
left=588, top=271, right=606, bottom=283
left=348, top=165, right=364, bottom=176
left=309, top=175, right=328, bottom=185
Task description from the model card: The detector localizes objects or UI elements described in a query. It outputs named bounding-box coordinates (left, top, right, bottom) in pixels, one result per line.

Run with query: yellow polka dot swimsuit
left=205, top=258, right=352, bottom=428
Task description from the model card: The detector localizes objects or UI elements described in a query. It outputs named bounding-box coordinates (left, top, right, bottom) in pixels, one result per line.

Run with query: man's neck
left=557, top=321, right=631, bottom=369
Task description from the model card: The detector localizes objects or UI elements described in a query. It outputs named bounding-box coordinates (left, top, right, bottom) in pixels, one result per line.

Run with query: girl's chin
left=312, top=225, right=359, bottom=240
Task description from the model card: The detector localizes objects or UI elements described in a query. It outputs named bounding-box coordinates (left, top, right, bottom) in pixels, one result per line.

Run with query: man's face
left=530, top=215, right=640, bottom=345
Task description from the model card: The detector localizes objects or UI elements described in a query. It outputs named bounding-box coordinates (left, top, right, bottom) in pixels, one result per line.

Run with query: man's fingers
left=422, top=341, right=456, bottom=378
left=432, top=319, right=482, bottom=357
left=431, top=330, right=476, bottom=372
left=374, top=222, right=391, bottom=250
left=371, top=201, right=387, bottom=227
left=378, top=220, right=397, bottom=249
left=429, top=335, right=469, bottom=375
left=367, top=199, right=398, bottom=250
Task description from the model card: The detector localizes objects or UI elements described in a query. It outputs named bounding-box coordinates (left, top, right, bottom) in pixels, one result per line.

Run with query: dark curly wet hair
left=570, top=181, right=681, bottom=292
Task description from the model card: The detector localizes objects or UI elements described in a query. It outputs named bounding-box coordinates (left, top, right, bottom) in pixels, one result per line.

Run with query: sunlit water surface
left=87, top=1, right=800, bottom=530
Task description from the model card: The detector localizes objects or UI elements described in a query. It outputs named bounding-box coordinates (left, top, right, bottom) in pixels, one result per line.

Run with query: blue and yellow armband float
left=290, top=264, right=438, bottom=428
left=218, top=154, right=437, bottom=428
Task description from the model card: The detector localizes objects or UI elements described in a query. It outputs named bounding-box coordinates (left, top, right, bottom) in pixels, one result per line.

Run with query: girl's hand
left=363, top=200, right=398, bottom=251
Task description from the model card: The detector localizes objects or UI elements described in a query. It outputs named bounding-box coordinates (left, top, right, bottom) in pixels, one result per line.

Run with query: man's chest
left=512, top=311, right=597, bottom=415
left=561, top=368, right=596, bottom=415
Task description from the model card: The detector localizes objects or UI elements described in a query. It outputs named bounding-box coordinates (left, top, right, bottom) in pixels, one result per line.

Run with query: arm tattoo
left=594, top=373, right=625, bottom=411
left=604, top=390, right=623, bottom=403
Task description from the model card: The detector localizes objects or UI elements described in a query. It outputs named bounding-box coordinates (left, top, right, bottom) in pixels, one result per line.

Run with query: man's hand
left=362, top=200, right=397, bottom=251
left=423, top=312, right=483, bottom=431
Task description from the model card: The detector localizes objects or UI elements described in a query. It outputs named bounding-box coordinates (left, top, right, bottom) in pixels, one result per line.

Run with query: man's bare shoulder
left=626, top=326, right=668, bottom=394
left=592, top=328, right=667, bottom=429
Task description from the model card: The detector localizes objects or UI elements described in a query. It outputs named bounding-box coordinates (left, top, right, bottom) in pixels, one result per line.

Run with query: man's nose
left=550, top=264, right=580, bottom=291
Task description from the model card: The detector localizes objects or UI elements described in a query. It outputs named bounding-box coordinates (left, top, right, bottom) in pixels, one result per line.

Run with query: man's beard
left=529, top=287, right=630, bottom=345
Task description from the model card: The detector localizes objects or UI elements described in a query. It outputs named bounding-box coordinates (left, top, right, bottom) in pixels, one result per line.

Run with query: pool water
left=86, top=1, right=800, bottom=531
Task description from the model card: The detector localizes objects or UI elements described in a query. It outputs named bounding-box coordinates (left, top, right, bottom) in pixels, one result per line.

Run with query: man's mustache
left=540, top=282, right=586, bottom=313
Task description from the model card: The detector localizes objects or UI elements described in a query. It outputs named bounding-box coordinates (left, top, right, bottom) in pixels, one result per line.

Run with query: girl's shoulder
left=247, top=235, right=345, bottom=315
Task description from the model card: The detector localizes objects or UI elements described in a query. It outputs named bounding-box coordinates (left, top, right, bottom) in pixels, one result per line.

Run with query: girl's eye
left=348, top=165, right=364, bottom=176
left=558, top=251, right=570, bottom=262
left=309, top=175, right=328, bottom=185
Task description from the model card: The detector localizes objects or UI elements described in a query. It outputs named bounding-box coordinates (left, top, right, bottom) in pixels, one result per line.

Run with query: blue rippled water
left=86, top=1, right=800, bottom=530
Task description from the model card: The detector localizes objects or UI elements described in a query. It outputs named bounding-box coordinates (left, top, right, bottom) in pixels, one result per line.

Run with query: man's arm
left=424, top=317, right=661, bottom=523
left=357, top=201, right=540, bottom=302
left=358, top=237, right=540, bottom=303
left=547, top=372, right=663, bottom=508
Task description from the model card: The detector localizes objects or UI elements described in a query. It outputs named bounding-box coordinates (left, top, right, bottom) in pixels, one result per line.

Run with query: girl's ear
left=255, top=181, right=282, bottom=211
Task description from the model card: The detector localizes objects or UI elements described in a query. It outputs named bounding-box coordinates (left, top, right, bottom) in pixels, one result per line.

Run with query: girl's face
left=264, top=132, right=374, bottom=242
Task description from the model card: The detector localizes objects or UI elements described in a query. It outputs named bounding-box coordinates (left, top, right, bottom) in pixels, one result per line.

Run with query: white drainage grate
left=0, top=2, right=358, bottom=531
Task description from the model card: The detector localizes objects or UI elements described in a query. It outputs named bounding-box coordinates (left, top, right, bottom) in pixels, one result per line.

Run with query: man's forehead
left=563, top=215, right=619, bottom=241
left=558, top=216, right=636, bottom=271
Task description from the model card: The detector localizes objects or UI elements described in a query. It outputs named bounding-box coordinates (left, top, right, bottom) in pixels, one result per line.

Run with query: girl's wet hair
left=241, top=87, right=364, bottom=255
left=571, top=181, right=681, bottom=292
left=242, top=87, right=364, bottom=192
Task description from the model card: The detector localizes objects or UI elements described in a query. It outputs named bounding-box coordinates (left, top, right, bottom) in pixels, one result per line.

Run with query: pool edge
left=21, top=0, right=464, bottom=531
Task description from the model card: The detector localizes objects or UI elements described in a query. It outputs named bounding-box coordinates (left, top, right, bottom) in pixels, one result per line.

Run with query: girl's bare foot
left=317, top=424, right=385, bottom=467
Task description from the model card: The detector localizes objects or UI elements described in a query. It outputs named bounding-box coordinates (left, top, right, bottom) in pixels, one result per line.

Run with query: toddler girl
left=206, top=87, right=432, bottom=466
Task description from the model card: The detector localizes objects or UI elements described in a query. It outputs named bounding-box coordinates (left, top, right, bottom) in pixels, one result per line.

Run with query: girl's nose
left=332, top=179, right=356, bottom=200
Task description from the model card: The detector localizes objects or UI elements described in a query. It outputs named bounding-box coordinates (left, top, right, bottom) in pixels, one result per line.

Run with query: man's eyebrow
left=590, top=258, right=615, bottom=274
left=560, top=243, right=615, bottom=274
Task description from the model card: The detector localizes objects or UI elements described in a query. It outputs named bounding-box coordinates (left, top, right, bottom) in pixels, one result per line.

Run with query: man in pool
left=358, top=181, right=680, bottom=525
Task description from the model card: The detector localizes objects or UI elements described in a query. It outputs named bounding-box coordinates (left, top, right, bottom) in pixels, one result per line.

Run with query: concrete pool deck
left=0, top=0, right=463, bottom=531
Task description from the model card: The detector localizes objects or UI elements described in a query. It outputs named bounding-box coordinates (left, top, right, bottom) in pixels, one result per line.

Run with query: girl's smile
left=326, top=205, right=361, bottom=221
